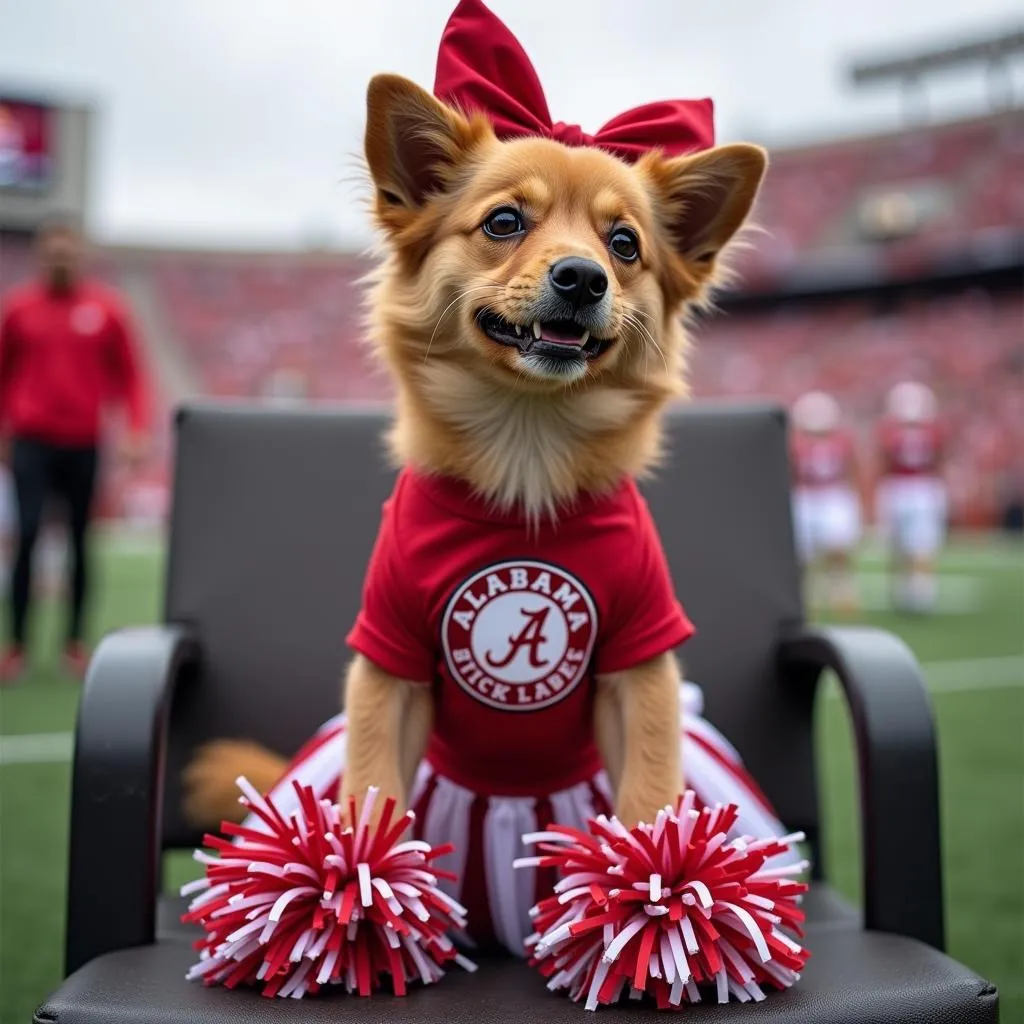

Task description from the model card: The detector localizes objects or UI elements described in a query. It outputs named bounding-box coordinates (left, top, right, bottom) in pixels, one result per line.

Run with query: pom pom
left=182, top=779, right=476, bottom=999
left=515, top=792, right=809, bottom=1011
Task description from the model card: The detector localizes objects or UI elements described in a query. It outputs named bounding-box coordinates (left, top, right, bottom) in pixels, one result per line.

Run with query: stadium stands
left=737, top=109, right=1024, bottom=285
left=2, top=109, right=1021, bottom=526
left=153, top=254, right=383, bottom=402
left=689, top=289, right=1023, bottom=526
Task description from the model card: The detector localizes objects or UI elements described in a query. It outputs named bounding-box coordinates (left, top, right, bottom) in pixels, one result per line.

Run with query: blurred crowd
left=691, top=289, right=1023, bottom=528
left=737, top=109, right=1024, bottom=286
left=0, top=110, right=1021, bottom=537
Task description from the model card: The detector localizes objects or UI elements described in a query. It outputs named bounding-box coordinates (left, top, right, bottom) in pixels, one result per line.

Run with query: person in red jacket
left=0, top=216, right=149, bottom=682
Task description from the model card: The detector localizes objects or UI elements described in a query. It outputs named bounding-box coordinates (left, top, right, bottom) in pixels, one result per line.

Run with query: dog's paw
left=181, top=739, right=288, bottom=828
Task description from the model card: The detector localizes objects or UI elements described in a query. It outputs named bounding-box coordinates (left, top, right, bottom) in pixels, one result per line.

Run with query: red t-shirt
left=791, top=430, right=854, bottom=488
left=877, top=418, right=944, bottom=477
left=346, top=469, right=695, bottom=797
left=0, top=280, right=148, bottom=446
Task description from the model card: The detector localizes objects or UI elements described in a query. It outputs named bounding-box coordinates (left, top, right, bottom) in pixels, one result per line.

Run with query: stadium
left=0, top=6, right=1022, bottom=1023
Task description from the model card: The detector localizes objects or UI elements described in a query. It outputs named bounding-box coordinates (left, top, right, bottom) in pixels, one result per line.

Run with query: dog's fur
left=183, top=74, right=766, bottom=831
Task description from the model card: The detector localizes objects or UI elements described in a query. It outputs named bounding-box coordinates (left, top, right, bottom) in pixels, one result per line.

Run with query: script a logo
left=441, top=560, right=597, bottom=712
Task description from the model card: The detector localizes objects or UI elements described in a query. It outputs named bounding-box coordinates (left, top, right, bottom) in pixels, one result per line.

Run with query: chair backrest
left=161, top=402, right=815, bottom=849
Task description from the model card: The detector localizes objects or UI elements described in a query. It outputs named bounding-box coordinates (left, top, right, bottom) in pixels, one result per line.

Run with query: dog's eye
left=609, top=228, right=640, bottom=262
left=482, top=207, right=525, bottom=239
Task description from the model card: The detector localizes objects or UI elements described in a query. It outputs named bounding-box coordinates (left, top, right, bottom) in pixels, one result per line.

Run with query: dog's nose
left=549, top=257, right=608, bottom=308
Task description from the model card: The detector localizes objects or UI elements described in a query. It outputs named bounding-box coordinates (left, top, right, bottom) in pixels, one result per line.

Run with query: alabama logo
left=440, top=559, right=597, bottom=712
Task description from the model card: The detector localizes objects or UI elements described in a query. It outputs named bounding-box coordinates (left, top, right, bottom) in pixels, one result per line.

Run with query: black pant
left=10, top=437, right=99, bottom=646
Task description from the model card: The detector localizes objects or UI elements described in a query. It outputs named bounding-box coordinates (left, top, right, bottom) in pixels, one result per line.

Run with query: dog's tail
left=181, top=739, right=289, bottom=829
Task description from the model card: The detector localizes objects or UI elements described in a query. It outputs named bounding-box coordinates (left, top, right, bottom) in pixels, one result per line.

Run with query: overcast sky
left=1, top=0, right=1021, bottom=249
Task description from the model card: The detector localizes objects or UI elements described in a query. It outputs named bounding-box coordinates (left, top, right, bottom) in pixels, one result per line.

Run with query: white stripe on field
left=0, top=731, right=73, bottom=765
left=1, top=655, right=1020, bottom=767
left=921, top=654, right=1023, bottom=689
left=817, top=653, right=1023, bottom=698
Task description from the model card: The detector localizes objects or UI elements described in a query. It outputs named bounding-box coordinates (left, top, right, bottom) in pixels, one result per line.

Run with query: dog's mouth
left=476, top=310, right=613, bottom=361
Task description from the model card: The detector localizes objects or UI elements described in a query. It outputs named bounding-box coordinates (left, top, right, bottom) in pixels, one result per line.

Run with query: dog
left=182, top=69, right=766, bottom=943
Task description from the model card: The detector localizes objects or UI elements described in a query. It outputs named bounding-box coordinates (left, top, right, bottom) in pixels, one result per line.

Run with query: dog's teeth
left=580, top=330, right=590, bottom=344
left=515, top=323, right=522, bottom=336
left=533, top=321, right=542, bottom=339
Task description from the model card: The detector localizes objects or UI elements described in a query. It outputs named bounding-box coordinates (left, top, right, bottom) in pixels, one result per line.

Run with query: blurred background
left=0, top=2, right=1021, bottom=1021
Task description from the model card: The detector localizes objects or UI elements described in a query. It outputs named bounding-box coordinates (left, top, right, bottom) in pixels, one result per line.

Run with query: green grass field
left=1, top=534, right=1022, bottom=1023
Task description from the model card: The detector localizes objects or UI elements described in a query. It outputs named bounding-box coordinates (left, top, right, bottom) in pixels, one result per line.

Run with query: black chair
left=36, top=402, right=999, bottom=1023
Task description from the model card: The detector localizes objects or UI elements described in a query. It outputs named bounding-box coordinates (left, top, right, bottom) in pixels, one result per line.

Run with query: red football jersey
left=346, top=469, right=694, bottom=798
left=791, top=430, right=854, bottom=488
left=877, top=418, right=944, bottom=477
left=0, top=281, right=148, bottom=445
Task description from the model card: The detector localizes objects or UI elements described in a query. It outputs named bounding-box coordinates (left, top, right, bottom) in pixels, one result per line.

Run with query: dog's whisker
left=620, top=313, right=661, bottom=387
left=622, top=299, right=655, bottom=321
left=621, top=308, right=669, bottom=374
left=425, top=285, right=504, bottom=363
left=431, top=285, right=502, bottom=336
left=621, top=318, right=649, bottom=387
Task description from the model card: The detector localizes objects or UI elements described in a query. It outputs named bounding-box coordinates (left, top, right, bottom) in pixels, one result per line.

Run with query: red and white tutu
left=244, top=682, right=804, bottom=954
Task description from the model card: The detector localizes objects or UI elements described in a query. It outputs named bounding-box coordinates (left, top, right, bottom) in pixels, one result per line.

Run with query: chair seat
left=800, top=883, right=861, bottom=930
left=36, top=928, right=996, bottom=1024
left=155, top=882, right=863, bottom=945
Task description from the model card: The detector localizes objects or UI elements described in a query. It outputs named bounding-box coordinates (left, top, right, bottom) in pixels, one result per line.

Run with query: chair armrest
left=65, top=625, right=200, bottom=975
left=777, top=624, right=944, bottom=951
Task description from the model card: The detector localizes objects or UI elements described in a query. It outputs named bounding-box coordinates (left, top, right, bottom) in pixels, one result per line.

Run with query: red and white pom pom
left=515, top=792, right=809, bottom=1011
left=182, top=779, right=475, bottom=999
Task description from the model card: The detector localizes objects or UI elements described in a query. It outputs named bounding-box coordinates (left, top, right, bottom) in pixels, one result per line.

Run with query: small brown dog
left=184, top=67, right=766, bottom=945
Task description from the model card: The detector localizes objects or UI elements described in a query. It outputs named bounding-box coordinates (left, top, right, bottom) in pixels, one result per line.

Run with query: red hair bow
left=433, top=0, right=715, bottom=162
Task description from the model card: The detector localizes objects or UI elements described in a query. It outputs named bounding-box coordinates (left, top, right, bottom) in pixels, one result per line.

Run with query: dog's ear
left=365, top=74, right=480, bottom=222
left=645, top=143, right=767, bottom=266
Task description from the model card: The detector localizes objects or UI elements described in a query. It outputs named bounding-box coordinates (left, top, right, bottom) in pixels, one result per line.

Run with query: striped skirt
left=243, top=682, right=802, bottom=954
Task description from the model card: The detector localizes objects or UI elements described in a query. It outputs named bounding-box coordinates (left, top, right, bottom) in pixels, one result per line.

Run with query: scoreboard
left=0, top=92, right=93, bottom=232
